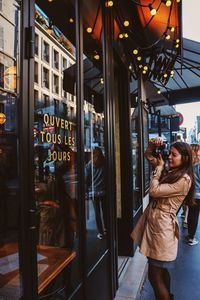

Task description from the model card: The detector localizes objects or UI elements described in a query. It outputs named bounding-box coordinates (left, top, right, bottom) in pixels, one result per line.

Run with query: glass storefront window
left=0, top=1, right=21, bottom=299
left=82, top=0, right=108, bottom=272
left=34, top=1, right=79, bottom=298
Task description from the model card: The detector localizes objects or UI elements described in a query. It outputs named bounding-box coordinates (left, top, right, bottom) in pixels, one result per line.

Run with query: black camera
left=153, top=142, right=169, bottom=161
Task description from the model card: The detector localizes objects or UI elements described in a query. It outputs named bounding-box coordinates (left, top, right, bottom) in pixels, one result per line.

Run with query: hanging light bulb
left=69, top=18, right=74, bottom=23
left=129, top=65, right=132, bottom=70
left=87, top=27, right=92, bottom=33
left=137, top=56, right=142, bottom=61
left=176, top=38, right=180, bottom=43
left=163, top=73, right=168, bottom=78
left=119, top=33, right=123, bottom=39
left=176, top=0, right=181, bottom=3
left=165, top=34, right=171, bottom=40
left=124, top=20, right=129, bottom=27
left=142, top=70, right=147, bottom=74
left=143, top=66, right=148, bottom=71
left=124, top=33, right=129, bottom=38
left=157, top=89, right=161, bottom=94
left=149, top=4, right=157, bottom=16
left=105, top=1, right=114, bottom=7
left=94, top=54, right=100, bottom=60
left=165, top=0, right=172, bottom=7
left=133, top=49, right=138, bottom=55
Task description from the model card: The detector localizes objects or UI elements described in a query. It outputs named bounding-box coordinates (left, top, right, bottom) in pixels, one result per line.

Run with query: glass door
left=0, top=1, right=22, bottom=299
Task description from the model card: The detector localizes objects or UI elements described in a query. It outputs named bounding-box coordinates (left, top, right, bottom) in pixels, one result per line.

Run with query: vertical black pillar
left=19, top=0, right=37, bottom=299
left=102, top=1, right=117, bottom=298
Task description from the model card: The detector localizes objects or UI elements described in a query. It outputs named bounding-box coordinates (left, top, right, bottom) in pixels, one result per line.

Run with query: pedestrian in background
left=131, top=138, right=195, bottom=300
left=186, top=143, right=200, bottom=246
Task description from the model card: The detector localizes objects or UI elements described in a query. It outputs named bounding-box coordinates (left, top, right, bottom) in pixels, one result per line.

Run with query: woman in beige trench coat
left=131, top=139, right=195, bottom=300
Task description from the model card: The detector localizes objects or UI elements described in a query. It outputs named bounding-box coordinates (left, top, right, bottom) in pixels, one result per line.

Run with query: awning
left=154, top=105, right=178, bottom=117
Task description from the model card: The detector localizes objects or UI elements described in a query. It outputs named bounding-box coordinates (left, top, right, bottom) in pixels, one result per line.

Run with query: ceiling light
left=133, top=49, right=138, bottom=55
left=87, top=27, right=92, bottom=33
left=48, top=0, right=53, bottom=2
left=149, top=4, right=157, bottom=16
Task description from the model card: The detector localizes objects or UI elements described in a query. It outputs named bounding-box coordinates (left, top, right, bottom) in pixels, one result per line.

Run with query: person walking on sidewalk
left=131, top=138, right=195, bottom=300
left=187, top=143, right=200, bottom=246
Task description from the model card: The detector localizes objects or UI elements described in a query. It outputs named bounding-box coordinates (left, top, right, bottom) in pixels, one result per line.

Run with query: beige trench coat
left=131, top=165, right=191, bottom=261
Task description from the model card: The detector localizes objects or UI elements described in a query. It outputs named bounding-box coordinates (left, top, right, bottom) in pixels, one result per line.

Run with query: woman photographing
left=131, top=138, right=195, bottom=300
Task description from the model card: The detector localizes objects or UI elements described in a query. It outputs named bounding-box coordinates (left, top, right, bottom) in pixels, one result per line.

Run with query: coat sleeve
left=149, top=166, right=191, bottom=198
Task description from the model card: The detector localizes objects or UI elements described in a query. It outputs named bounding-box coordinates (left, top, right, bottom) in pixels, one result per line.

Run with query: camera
left=153, top=142, right=169, bottom=161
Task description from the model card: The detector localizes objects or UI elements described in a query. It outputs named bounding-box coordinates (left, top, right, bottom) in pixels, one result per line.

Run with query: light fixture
left=143, top=66, right=148, bottom=71
left=170, top=26, right=175, bottom=32
left=69, top=18, right=74, bottom=23
left=139, top=64, right=143, bottom=69
left=87, top=27, right=92, bottom=33
left=165, top=0, right=172, bottom=7
left=94, top=54, right=100, bottom=60
left=124, top=20, right=129, bottom=27
left=170, top=70, right=174, bottom=75
left=176, top=38, right=180, bottom=43
left=129, top=65, right=132, bottom=70
left=137, top=56, right=142, bottom=61
left=133, top=49, right=138, bottom=55
left=119, top=33, right=123, bottom=39
left=148, top=4, right=157, bottom=16
left=100, top=78, right=104, bottom=84
left=105, top=1, right=114, bottom=7
left=48, top=0, right=53, bottom=2
left=157, top=89, right=161, bottom=94
left=165, top=34, right=171, bottom=40
left=175, top=44, right=180, bottom=48
left=124, top=33, right=129, bottom=38
left=142, top=70, right=147, bottom=74
left=163, top=73, right=168, bottom=78
left=176, top=0, right=181, bottom=3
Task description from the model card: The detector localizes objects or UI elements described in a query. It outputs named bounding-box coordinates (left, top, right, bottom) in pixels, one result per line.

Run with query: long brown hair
left=159, top=142, right=195, bottom=206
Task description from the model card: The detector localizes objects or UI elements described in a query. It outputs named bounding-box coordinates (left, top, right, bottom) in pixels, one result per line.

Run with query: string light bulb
left=119, top=33, right=123, bottom=39
left=87, top=27, right=92, bottom=33
left=148, top=4, right=157, bottom=16
left=165, top=0, right=172, bottom=7
left=176, top=0, right=181, bottom=3
left=124, top=20, right=129, bottom=27
left=157, top=89, right=161, bottom=94
left=133, top=49, right=138, bottom=55
left=137, top=56, right=142, bottom=61
left=124, top=33, right=129, bottom=38
left=94, top=54, right=100, bottom=60
left=105, top=1, right=113, bottom=7
left=143, top=66, right=148, bottom=71
left=69, top=18, right=74, bottom=23
left=129, top=65, right=132, bottom=70
left=165, top=34, right=171, bottom=40
left=176, top=38, right=180, bottom=43
left=163, top=73, right=168, bottom=78
left=170, top=26, right=175, bottom=32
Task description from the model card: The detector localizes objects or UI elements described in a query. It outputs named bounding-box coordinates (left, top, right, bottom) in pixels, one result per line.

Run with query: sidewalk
left=115, top=212, right=200, bottom=300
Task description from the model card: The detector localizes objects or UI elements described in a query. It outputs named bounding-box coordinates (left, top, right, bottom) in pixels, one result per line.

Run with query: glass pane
left=0, top=1, right=21, bottom=299
left=34, top=1, right=79, bottom=298
left=82, top=0, right=108, bottom=272
left=130, top=105, right=141, bottom=213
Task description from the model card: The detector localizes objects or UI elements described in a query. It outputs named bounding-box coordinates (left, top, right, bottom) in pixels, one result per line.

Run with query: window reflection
left=34, top=2, right=79, bottom=297
left=0, top=1, right=21, bottom=299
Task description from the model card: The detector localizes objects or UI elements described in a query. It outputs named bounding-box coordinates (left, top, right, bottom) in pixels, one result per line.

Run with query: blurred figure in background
left=186, top=143, right=200, bottom=245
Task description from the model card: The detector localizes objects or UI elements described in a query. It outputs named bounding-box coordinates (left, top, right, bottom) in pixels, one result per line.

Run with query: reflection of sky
left=183, top=0, right=200, bottom=42
left=175, top=103, right=200, bottom=131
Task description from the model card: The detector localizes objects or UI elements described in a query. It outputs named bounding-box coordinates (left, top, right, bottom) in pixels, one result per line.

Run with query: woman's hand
left=157, top=153, right=165, bottom=167
left=149, top=137, right=164, bottom=147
